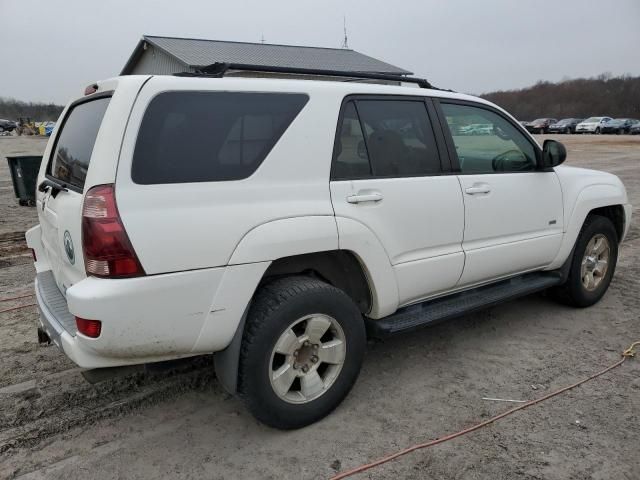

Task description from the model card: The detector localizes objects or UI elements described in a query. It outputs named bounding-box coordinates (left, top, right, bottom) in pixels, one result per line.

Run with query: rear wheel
left=595, top=127, right=601, bottom=134
left=238, top=276, right=366, bottom=429
left=552, top=215, right=618, bottom=307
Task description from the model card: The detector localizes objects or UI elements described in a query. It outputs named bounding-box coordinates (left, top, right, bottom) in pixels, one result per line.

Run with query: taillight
left=76, top=317, right=102, bottom=338
left=82, top=184, right=145, bottom=278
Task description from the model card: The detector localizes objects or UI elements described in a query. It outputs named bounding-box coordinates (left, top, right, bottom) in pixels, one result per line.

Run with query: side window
left=132, top=92, right=308, bottom=184
left=440, top=103, right=537, bottom=174
left=356, top=100, right=441, bottom=177
left=331, top=102, right=371, bottom=179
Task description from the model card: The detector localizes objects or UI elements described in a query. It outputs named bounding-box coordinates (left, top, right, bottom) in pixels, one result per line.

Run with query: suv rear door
left=330, top=96, right=465, bottom=307
left=35, top=77, right=150, bottom=294
left=37, top=95, right=111, bottom=293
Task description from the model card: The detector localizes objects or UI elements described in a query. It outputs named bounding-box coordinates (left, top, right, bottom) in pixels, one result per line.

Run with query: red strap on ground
left=330, top=343, right=638, bottom=480
left=0, top=293, right=34, bottom=303
left=0, top=303, right=36, bottom=314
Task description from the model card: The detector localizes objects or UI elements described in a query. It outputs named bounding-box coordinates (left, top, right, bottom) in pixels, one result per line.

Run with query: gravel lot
left=1, top=134, right=639, bottom=480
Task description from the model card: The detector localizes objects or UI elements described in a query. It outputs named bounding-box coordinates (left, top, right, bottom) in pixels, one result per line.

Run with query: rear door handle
left=346, top=192, right=383, bottom=204
left=464, top=184, right=491, bottom=195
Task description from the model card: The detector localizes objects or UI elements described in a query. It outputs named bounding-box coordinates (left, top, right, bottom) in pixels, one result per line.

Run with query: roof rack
left=175, top=62, right=441, bottom=90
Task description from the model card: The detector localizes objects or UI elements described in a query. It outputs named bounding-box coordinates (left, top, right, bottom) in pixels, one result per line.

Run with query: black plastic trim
left=367, top=271, right=562, bottom=337
left=176, top=62, right=442, bottom=90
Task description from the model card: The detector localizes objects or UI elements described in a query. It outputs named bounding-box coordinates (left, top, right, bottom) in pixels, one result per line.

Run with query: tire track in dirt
left=0, top=357, right=218, bottom=455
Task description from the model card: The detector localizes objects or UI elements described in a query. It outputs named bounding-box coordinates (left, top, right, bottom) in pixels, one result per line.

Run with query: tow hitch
left=37, top=326, right=51, bottom=345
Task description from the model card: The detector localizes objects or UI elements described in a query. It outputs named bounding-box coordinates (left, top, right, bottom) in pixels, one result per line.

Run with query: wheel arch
left=548, top=181, right=628, bottom=271
left=587, top=204, right=625, bottom=242
left=261, top=250, right=372, bottom=314
left=214, top=250, right=372, bottom=395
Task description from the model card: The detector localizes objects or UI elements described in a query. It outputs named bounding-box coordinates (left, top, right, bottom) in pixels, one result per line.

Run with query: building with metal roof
left=121, top=35, right=412, bottom=77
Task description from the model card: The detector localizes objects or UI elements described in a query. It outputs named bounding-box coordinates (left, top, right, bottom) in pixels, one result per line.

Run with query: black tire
left=552, top=215, right=618, bottom=307
left=595, top=127, right=601, bottom=134
left=238, top=276, right=366, bottom=429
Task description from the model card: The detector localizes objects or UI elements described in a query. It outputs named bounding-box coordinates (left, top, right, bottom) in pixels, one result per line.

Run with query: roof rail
left=175, top=62, right=443, bottom=90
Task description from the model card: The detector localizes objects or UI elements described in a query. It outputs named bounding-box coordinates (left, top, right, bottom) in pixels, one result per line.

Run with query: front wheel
left=552, top=215, right=618, bottom=307
left=238, top=276, right=366, bottom=429
left=595, top=127, right=601, bottom=134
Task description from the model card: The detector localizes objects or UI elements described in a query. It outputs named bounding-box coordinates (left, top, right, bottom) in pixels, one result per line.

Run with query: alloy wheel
left=580, top=234, right=610, bottom=291
left=269, top=314, right=346, bottom=404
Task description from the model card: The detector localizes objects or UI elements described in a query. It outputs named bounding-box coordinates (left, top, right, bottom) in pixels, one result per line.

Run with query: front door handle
left=346, top=192, right=383, bottom=204
left=465, top=184, right=491, bottom=195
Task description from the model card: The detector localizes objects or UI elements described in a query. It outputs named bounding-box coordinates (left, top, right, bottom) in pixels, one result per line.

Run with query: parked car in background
left=459, top=123, right=493, bottom=135
left=0, top=118, right=17, bottom=132
left=575, top=117, right=613, bottom=134
left=519, top=120, right=531, bottom=128
left=525, top=118, right=558, bottom=134
left=548, top=118, right=583, bottom=134
left=601, top=118, right=639, bottom=135
left=630, top=121, right=640, bottom=135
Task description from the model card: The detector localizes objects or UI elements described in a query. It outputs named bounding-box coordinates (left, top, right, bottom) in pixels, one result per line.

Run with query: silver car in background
left=575, top=116, right=613, bottom=134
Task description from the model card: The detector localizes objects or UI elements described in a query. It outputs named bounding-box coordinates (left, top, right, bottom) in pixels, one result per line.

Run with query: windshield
left=48, top=97, right=110, bottom=190
left=583, top=117, right=602, bottom=123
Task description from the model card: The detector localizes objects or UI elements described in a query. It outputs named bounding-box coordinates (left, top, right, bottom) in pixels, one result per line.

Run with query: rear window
left=132, top=91, right=309, bottom=184
left=48, top=97, right=110, bottom=189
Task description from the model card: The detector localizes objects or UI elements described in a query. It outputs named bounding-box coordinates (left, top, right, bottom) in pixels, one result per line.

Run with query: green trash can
left=6, top=156, right=42, bottom=206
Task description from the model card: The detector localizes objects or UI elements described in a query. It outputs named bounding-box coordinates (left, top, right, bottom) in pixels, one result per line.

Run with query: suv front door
left=437, top=100, right=564, bottom=287
left=330, top=97, right=465, bottom=307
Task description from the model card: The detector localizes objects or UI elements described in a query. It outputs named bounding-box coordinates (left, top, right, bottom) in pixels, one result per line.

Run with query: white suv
left=27, top=70, right=632, bottom=429
left=575, top=116, right=613, bottom=134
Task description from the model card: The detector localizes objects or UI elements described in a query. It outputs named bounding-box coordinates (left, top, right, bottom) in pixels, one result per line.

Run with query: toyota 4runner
left=27, top=68, right=632, bottom=429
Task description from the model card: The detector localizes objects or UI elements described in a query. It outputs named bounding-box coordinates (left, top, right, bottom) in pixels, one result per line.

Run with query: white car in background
left=27, top=71, right=632, bottom=429
left=575, top=116, right=613, bottom=134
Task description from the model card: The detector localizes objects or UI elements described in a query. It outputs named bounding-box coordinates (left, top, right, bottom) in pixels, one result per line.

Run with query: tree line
left=0, top=97, right=64, bottom=121
left=480, top=74, right=640, bottom=121
left=2, top=73, right=639, bottom=123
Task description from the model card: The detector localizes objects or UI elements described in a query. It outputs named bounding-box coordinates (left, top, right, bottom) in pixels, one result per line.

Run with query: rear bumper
left=35, top=271, right=129, bottom=368
left=36, top=271, right=76, bottom=349
left=34, top=268, right=227, bottom=368
left=33, top=265, right=271, bottom=369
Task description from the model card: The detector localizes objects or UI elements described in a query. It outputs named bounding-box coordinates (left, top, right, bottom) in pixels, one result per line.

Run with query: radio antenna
left=341, top=16, right=349, bottom=49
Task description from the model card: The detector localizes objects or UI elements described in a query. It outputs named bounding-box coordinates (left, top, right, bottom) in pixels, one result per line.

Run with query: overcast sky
left=1, top=0, right=639, bottom=104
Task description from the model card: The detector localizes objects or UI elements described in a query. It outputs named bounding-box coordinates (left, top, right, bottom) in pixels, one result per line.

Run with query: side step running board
left=366, top=272, right=562, bottom=337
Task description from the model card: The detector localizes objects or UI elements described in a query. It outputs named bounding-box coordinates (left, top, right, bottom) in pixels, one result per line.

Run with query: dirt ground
left=0, top=134, right=639, bottom=480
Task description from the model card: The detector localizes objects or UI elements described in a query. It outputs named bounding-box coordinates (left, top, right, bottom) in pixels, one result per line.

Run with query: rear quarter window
left=48, top=96, right=111, bottom=189
left=132, top=91, right=309, bottom=184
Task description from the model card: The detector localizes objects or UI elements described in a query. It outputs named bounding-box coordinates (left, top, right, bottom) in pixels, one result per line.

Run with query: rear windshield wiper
left=38, top=178, right=69, bottom=195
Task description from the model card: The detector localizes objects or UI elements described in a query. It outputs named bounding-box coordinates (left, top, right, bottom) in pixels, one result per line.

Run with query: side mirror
left=541, top=139, right=566, bottom=169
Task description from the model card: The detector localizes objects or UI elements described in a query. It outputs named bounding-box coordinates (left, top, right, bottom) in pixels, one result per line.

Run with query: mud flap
left=213, top=305, right=249, bottom=395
